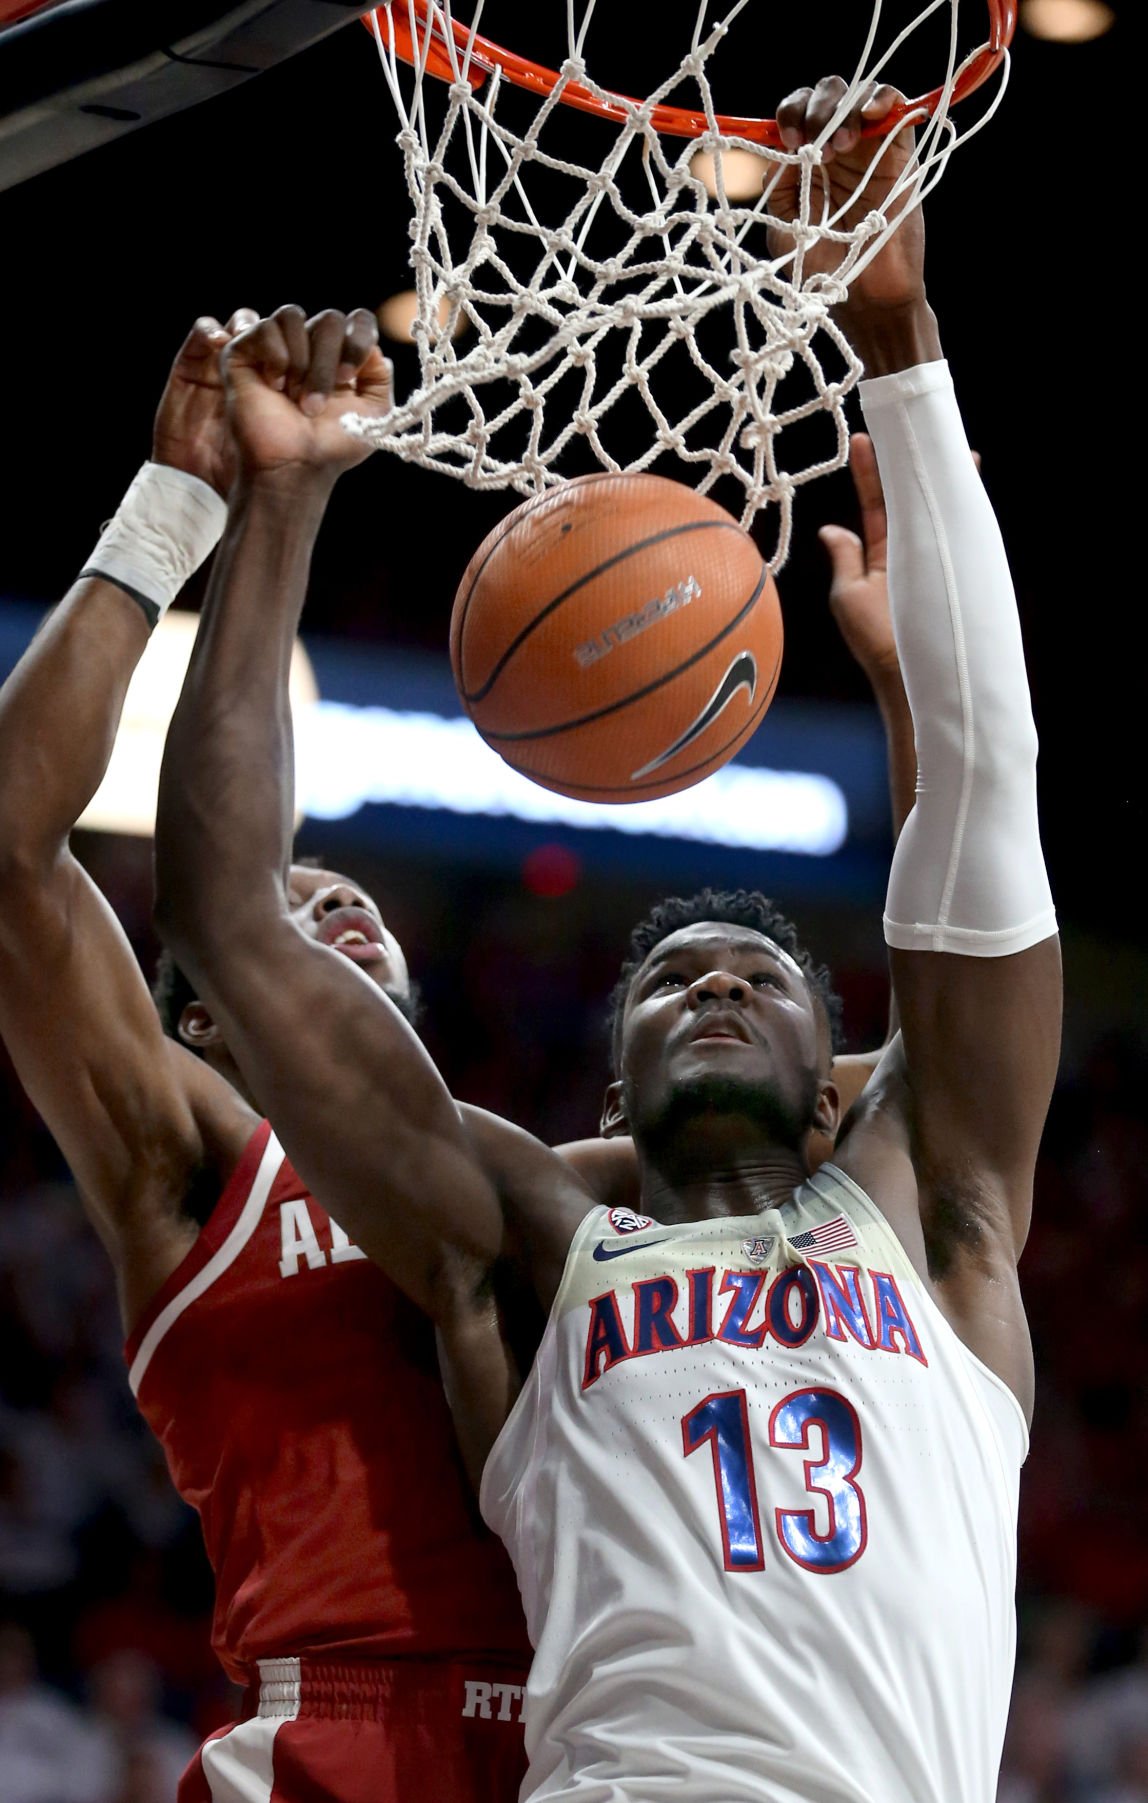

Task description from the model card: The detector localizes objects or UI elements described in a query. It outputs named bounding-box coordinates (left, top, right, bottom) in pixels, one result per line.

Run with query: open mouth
left=315, top=907, right=387, bottom=965
left=688, top=1014, right=752, bottom=1046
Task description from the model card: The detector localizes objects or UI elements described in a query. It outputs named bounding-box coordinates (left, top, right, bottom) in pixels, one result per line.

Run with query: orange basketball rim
left=360, top=0, right=1017, bottom=145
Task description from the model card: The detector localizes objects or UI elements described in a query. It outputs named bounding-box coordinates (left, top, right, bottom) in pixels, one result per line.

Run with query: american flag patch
left=788, top=1214, right=858, bottom=1254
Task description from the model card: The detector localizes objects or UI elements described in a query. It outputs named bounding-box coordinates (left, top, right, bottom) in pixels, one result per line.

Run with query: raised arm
left=778, top=79, right=1061, bottom=1402
left=559, top=433, right=918, bottom=1202
left=154, top=308, right=590, bottom=1324
left=0, top=317, right=259, bottom=1327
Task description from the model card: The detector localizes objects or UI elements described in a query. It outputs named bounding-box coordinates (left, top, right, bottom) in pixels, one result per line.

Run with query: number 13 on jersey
left=682, top=1386, right=868, bottom=1574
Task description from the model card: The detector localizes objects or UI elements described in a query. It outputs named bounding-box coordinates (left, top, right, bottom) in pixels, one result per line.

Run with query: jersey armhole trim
left=126, top=1125, right=283, bottom=1395
left=817, top=1161, right=1030, bottom=1458
left=479, top=1203, right=602, bottom=1538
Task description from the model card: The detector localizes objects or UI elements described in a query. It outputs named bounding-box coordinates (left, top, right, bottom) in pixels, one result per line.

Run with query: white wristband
left=81, top=461, right=227, bottom=627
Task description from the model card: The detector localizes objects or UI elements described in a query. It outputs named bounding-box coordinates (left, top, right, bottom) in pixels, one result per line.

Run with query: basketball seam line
left=453, top=472, right=622, bottom=686
left=476, top=563, right=772, bottom=742
left=459, top=519, right=750, bottom=705
left=506, top=647, right=780, bottom=795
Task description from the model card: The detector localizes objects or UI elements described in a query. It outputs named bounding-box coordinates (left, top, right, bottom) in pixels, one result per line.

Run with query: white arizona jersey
left=481, top=1163, right=1027, bottom=1803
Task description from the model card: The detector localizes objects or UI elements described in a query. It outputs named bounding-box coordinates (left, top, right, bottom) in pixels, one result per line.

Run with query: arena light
left=1019, top=0, right=1114, bottom=40
left=377, top=289, right=467, bottom=343
left=295, top=702, right=847, bottom=855
left=690, top=146, right=768, bottom=201
left=79, top=612, right=319, bottom=837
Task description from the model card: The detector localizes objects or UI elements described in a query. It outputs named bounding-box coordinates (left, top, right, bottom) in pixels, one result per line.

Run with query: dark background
left=1, top=7, right=1145, bottom=1802
left=0, top=3, right=1137, bottom=938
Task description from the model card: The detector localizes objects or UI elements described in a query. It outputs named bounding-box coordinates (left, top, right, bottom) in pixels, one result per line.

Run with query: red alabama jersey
left=125, top=1122, right=528, bottom=1683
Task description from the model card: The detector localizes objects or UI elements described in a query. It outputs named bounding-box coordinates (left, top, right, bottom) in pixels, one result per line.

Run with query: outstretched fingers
left=849, top=433, right=889, bottom=566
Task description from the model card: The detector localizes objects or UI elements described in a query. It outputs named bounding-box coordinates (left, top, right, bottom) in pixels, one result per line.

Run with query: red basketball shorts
left=178, top=1655, right=530, bottom=1803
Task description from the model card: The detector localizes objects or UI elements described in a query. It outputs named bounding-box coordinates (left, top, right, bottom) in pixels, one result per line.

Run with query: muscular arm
left=154, top=308, right=589, bottom=1325
left=854, top=340, right=1061, bottom=1244
left=776, top=80, right=1060, bottom=1412
left=0, top=319, right=257, bottom=1326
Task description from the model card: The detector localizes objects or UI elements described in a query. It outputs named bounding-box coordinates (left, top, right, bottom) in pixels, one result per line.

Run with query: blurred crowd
left=1, top=834, right=1146, bottom=1802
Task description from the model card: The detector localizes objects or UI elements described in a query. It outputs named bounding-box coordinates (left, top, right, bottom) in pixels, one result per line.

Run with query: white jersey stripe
left=128, top=1133, right=284, bottom=1396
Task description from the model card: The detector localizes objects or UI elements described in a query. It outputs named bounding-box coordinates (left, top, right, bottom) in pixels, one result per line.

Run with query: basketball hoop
left=347, top=0, right=1014, bottom=566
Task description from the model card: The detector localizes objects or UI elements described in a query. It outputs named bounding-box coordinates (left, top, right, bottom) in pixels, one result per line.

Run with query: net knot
left=739, top=420, right=779, bottom=449
left=804, top=274, right=848, bottom=308
left=448, top=81, right=474, bottom=104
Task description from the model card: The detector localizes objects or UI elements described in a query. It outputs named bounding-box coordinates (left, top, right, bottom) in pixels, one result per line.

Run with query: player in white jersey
left=153, top=76, right=1061, bottom=1803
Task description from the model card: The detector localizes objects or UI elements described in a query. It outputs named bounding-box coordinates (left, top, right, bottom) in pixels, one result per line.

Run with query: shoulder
left=459, top=1104, right=598, bottom=1310
left=114, top=1042, right=260, bottom=1329
left=553, top=1134, right=638, bottom=1209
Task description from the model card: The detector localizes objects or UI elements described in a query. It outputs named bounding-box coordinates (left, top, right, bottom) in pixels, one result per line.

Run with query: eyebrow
left=645, top=937, right=791, bottom=973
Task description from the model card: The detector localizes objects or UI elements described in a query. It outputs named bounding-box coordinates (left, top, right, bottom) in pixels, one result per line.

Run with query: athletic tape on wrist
left=81, top=462, right=227, bottom=628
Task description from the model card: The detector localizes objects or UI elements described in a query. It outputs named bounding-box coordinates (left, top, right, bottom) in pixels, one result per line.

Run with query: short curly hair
left=608, top=887, right=844, bottom=1073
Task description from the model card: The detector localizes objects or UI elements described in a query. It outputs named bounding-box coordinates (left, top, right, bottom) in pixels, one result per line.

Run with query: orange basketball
left=450, top=473, right=782, bottom=804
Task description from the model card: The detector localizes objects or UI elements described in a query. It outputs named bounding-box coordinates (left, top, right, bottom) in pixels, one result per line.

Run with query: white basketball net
left=346, top=0, right=1008, bottom=567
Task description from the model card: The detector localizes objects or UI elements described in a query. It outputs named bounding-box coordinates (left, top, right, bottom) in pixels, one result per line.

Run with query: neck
left=639, top=1144, right=809, bottom=1224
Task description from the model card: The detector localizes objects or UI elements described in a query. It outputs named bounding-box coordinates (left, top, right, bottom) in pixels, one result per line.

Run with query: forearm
left=861, top=361, right=1056, bottom=956
left=155, top=471, right=332, bottom=964
left=839, top=297, right=942, bottom=380
left=0, top=461, right=224, bottom=870
left=0, top=583, right=150, bottom=869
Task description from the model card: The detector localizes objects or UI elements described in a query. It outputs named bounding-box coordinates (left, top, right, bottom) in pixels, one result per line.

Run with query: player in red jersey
left=0, top=316, right=532, bottom=1803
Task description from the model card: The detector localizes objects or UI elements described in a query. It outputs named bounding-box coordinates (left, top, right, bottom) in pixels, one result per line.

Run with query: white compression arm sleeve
left=860, top=361, right=1057, bottom=958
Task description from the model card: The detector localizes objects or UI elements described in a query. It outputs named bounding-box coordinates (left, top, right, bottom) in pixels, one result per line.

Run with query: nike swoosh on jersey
left=592, top=1237, right=674, bottom=1262
left=630, top=651, right=758, bottom=780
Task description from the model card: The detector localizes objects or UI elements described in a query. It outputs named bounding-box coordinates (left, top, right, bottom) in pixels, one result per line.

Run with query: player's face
left=287, top=865, right=411, bottom=1005
left=618, top=924, right=829, bottom=1153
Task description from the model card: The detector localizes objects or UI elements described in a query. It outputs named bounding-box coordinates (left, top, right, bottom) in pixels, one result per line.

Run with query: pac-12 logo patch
left=607, top=1207, right=655, bottom=1235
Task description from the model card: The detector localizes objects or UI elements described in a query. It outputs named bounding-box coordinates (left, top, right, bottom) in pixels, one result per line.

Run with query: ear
left=813, top=1075, right=840, bottom=1142
left=599, top=1079, right=629, bottom=1139
left=177, top=1001, right=223, bottom=1050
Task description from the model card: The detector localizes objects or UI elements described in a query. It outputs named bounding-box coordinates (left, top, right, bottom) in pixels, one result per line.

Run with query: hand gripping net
left=347, top=0, right=1012, bottom=567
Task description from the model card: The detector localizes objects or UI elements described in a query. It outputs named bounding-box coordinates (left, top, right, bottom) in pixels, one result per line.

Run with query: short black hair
left=608, top=887, right=844, bottom=1072
left=152, top=946, right=198, bottom=1045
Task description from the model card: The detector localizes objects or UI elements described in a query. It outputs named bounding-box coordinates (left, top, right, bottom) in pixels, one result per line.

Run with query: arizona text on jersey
left=482, top=1166, right=1026, bottom=1802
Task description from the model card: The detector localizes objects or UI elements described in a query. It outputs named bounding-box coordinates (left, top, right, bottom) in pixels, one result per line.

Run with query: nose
left=687, top=969, right=748, bottom=1008
left=311, top=883, right=369, bottom=920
